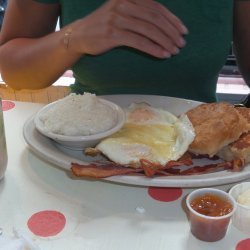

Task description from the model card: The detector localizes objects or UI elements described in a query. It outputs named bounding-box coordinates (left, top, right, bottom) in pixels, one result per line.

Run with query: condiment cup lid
left=186, top=188, right=237, bottom=220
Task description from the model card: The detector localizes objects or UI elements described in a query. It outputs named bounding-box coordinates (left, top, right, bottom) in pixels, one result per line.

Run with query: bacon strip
left=163, top=158, right=245, bottom=176
left=139, top=155, right=194, bottom=177
left=230, top=158, right=245, bottom=171
left=70, top=157, right=246, bottom=179
left=71, top=162, right=141, bottom=178
left=179, top=162, right=232, bottom=175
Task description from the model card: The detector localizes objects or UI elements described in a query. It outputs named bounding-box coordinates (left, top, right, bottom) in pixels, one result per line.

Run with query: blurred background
left=0, top=0, right=7, bottom=31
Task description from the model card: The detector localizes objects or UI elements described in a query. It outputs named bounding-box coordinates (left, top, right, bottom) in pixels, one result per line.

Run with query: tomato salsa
left=190, top=193, right=233, bottom=217
left=188, top=192, right=234, bottom=242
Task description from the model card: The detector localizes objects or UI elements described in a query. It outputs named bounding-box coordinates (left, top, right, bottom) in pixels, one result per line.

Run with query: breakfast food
left=217, top=107, right=250, bottom=163
left=217, top=132, right=250, bottom=163
left=71, top=101, right=250, bottom=179
left=236, top=106, right=250, bottom=128
left=186, top=102, right=249, bottom=157
left=39, top=93, right=117, bottom=136
left=88, top=103, right=195, bottom=167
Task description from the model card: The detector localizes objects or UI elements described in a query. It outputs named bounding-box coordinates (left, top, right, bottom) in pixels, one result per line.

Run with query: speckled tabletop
left=0, top=100, right=250, bottom=250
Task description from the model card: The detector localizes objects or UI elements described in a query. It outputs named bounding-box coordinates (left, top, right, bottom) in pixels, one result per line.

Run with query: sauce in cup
left=186, top=188, right=236, bottom=242
left=190, top=193, right=233, bottom=217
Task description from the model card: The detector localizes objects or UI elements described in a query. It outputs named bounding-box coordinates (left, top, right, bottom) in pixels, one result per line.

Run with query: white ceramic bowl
left=229, top=182, right=250, bottom=234
left=34, top=98, right=125, bottom=150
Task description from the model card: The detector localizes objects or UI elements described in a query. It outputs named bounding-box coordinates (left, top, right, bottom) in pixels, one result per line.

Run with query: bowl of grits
left=34, top=93, right=125, bottom=149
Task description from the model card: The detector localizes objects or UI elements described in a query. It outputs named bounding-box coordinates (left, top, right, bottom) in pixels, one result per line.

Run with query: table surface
left=1, top=100, right=250, bottom=250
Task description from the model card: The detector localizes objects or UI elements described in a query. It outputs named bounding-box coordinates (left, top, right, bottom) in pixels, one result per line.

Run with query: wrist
left=60, top=25, right=82, bottom=58
left=63, top=27, right=72, bottom=49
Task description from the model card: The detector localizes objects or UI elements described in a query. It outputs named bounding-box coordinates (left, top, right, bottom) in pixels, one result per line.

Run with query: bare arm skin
left=0, top=0, right=187, bottom=90
left=0, top=0, right=83, bottom=89
left=233, top=0, right=250, bottom=86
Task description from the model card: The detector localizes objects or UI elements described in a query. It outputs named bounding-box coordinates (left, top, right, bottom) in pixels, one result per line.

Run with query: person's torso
left=59, top=0, right=233, bottom=102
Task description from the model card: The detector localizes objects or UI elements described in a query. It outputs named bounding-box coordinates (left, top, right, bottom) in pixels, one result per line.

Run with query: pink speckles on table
left=27, top=210, right=66, bottom=237
left=236, top=239, right=250, bottom=250
left=2, top=100, right=15, bottom=111
left=148, top=187, right=183, bottom=202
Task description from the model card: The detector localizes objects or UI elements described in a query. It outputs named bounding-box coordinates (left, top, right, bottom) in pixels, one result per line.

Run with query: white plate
left=23, top=94, right=250, bottom=187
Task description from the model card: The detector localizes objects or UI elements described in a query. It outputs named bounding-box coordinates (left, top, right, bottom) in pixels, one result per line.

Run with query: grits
left=40, top=93, right=117, bottom=136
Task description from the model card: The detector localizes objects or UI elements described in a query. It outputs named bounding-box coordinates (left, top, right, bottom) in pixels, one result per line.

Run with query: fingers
left=114, top=29, right=172, bottom=58
left=114, top=13, right=180, bottom=55
left=72, top=0, right=188, bottom=58
left=119, top=3, right=185, bottom=48
left=113, top=0, right=187, bottom=55
left=131, top=0, right=188, bottom=34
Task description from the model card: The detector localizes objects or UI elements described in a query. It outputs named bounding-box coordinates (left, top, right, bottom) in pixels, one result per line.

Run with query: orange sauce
left=189, top=193, right=233, bottom=242
left=190, top=193, right=233, bottom=217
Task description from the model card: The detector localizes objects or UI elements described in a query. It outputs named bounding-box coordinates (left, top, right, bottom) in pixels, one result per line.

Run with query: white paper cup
left=229, top=182, right=250, bottom=234
left=186, top=188, right=236, bottom=242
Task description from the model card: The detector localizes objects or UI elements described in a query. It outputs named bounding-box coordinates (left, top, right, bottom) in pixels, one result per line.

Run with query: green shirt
left=35, top=0, right=233, bottom=102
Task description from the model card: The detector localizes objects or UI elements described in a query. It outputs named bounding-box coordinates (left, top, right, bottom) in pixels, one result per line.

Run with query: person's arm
left=233, top=0, right=250, bottom=87
left=0, top=0, right=188, bottom=90
left=0, top=0, right=82, bottom=89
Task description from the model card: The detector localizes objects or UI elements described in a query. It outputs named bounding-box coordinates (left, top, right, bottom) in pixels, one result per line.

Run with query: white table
left=1, top=100, right=250, bottom=250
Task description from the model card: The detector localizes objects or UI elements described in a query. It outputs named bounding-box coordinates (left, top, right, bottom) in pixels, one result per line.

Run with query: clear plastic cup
left=186, top=188, right=237, bottom=242
left=0, top=98, right=7, bottom=180
left=229, top=182, right=250, bottom=234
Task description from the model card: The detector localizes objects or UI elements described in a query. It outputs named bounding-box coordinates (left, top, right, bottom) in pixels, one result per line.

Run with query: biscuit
left=216, top=107, right=250, bottom=162
left=217, top=132, right=250, bottom=163
left=186, top=102, right=249, bottom=157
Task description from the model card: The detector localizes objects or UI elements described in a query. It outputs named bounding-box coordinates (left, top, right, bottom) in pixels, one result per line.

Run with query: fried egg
left=96, top=103, right=195, bottom=167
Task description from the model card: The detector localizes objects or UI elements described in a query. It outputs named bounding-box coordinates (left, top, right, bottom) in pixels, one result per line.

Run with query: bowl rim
left=34, top=98, right=126, bottom=142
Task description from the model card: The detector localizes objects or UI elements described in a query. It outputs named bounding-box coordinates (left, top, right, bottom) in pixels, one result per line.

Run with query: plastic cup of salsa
left=186, top=188, right=237, bottom=242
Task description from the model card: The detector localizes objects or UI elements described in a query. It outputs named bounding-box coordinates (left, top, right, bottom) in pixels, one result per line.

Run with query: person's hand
left=68, top=0, right=188, bottom=58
